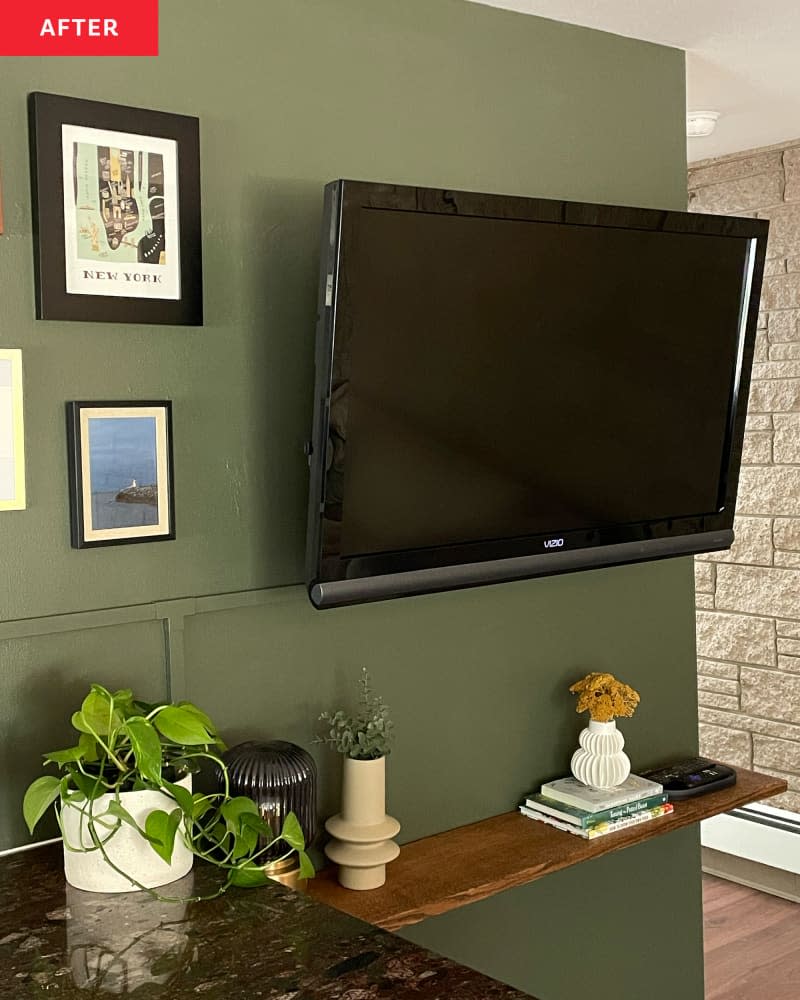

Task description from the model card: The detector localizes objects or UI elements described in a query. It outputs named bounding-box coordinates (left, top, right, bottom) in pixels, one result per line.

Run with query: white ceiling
left=469, top=1, right=800, bottom=161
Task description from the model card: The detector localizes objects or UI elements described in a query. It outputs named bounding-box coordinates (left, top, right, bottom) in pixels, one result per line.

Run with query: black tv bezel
left=305, top=180, right=768, bottom=609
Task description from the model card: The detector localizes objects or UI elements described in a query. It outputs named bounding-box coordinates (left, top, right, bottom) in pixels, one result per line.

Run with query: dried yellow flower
left=569, top=672, right=640, bottom=723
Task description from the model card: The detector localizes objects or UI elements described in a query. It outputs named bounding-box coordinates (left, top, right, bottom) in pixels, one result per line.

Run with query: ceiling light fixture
left=687, top=110, right=720, bottom=138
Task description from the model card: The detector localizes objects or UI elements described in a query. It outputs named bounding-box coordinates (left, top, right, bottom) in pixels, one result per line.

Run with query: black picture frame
left=66, top=400, right=175, bottom=549
left=29, top=92, right=202, bottom=325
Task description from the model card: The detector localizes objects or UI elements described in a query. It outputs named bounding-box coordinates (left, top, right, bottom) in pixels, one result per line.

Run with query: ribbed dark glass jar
left=220, top=741, right=317, bottom=862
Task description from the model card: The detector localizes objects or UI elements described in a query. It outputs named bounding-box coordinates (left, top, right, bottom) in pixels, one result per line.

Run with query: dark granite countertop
left=0, top=844, right=534, bottom=999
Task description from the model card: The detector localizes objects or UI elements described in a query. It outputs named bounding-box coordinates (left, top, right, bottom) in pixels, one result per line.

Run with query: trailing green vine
left=23, top=684, right=314, bottom=899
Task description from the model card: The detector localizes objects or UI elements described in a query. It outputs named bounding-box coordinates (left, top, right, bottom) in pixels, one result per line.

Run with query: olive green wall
left=0, top=2, right=700, bottom=998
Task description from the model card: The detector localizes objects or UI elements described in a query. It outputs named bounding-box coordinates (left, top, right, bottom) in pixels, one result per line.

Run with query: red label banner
left=0, top=2, right=158, bottom=56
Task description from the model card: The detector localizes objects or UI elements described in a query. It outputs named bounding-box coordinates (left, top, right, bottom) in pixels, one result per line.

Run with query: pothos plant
left=23, top=684, right=314, bottom=897
left=317, top=668, right=394, bottom=760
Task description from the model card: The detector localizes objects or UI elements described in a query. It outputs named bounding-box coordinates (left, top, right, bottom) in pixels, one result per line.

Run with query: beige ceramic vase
left=324, top=756, right=400, bottom=890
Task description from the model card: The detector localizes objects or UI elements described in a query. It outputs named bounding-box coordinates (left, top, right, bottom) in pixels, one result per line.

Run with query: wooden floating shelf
left=307, top=767, right=786, bottom=932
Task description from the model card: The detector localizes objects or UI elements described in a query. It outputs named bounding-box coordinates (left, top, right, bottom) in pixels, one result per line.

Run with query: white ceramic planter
left=324, top=756, right=400, bottom=891
left=570, top=719, right=631, bottom=790
left=60, top=775, right=193, bottom=893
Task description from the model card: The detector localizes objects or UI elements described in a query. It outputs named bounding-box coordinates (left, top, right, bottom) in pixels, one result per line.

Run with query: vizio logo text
left=544, top=538, right=564, bottom=549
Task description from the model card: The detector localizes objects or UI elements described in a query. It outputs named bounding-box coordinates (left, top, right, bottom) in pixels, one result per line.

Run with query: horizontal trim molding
left=0, top=583, right=306, bottom=642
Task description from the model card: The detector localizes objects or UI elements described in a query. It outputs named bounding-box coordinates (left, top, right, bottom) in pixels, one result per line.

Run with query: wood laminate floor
left=703, top=875, right=800, bottom=1000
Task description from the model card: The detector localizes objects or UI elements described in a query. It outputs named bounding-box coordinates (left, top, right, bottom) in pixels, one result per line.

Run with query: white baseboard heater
left=701, top=803, right=800, bottom=875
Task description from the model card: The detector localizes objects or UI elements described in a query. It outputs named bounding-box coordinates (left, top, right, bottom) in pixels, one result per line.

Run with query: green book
left=519, top=802, right=673, bottom=839
left=524, top=791, right=668, bottom=829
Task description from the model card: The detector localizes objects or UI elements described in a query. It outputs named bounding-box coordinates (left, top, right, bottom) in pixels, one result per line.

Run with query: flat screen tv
left=305, top=180, right=768, bottom=609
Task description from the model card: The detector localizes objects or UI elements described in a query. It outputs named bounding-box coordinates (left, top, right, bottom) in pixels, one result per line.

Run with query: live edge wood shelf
left=307, top=767, right=786, bottom=932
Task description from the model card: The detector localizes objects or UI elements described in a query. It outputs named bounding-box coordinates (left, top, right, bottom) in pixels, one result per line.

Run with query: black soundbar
left=309, top=529, right=733, bottom=609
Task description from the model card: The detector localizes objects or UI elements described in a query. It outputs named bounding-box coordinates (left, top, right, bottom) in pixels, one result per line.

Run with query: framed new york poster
left=29, top=92, right=202, bottom=325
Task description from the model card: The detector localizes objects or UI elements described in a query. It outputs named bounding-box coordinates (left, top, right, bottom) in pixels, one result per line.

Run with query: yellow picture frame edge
left=0, top=348, right=26, bottom=511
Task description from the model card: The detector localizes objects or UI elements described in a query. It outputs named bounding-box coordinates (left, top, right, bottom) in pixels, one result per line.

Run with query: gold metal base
left=263, top=856, right=308, bottom=892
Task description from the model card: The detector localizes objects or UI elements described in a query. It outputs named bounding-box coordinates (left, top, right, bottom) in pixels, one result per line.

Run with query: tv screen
left=306, top=181, right=768, bottom=609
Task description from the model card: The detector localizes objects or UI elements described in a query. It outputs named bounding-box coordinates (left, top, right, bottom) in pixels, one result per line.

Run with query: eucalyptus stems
left=23, top=684, right=314, bottom=898
left=318, top=668, right=394, bottom=760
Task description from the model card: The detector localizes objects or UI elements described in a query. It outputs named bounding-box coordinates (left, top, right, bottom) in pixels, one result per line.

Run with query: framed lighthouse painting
left=66, top=401, right=175, bottom=548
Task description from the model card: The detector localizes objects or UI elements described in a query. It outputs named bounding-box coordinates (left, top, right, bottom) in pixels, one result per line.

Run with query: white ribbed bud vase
left=570, top=719, right=631, bottom=790
left=324, top=756, right=400, bottom=891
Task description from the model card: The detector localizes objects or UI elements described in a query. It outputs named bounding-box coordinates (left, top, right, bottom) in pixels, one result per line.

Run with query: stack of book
left=520, top=774, right=673, bottom=840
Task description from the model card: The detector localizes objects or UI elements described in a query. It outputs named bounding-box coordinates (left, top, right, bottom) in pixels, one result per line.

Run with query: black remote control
left=640, top=757, right=736, bottom=800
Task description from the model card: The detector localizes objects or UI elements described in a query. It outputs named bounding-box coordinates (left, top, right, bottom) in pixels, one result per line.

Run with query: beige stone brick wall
left=689, top=140, right=800, bottom=813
